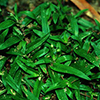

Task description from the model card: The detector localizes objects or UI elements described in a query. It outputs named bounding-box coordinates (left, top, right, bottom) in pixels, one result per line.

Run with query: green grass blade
left=0, top=57, right=8, bottom=71
left=45, top=81, right=66, bottom=93
left=79, top=84, right=93, bottom=91
left=33, top=29, right=44, bottom=38
left=14, top=70, right=22, bottom=86
left=33, top=77, right=42, bottom=98
left=75, top=9, right=88, bottom=18
left=0, top=29, right=9, bottom=43
left=74, top=48, right=99, bottom=67
left=18, top=11, right=35, bottom=19
left=0, top=20, right=15, bottom=31
left=26, top=34, right=49, bottom=54
left=0, top=94, right=12, bottom=100
left=50, top=63, right=91, bottom=80
left=74, top=90, right=80, bottom=100
left=16, top=59, right=39, bottom=77
left=5, top=73, right=21, bottom=94
left=41, top=9, right=50, bottom=34
left=71, top=17, right=79, bottom=36
left=0, top=36, right=20, bottom=50
left=66, top=87, right=73, bottom=99
left=48, top=68, right=68, bottom=100
left=56, top=55, right=73, bottom=63
left=0, top=89, right=6, bottom=95
left=9, top=60, right=19, bottom=77
left=20, top=57, right=51, bottom=68
left=21, top=85, right=39, bottom=100
left=32, top=47, right=49, bottom=60
left=78, top=18, right=94, bottom=28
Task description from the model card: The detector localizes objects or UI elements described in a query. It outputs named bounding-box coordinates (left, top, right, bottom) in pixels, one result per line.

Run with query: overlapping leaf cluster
left=0, top=2, right=100, bottom=100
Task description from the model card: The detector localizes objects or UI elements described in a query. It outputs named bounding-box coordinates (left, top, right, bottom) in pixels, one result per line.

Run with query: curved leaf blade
left=0, top=20, right=15, bottom=31
left=0, top=37, right=20, bottom=50
left=33, top=77, right=42, bottom=98
left=26, top=34, right=49, bottom=54
left=56, top=55, right=73, bottom=63
left=0, top=57, right=8, bottom=71
left=0, top=29, right=9, bottom=43
left=74, top=48, right=99, bottom=67
left=16, top=59, right=38, bottom=77
left=50, top=63, right=91, bottom=80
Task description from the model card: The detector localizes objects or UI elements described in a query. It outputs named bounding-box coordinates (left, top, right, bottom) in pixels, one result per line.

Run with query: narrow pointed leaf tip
left=50, top=63, right=91, bottom=80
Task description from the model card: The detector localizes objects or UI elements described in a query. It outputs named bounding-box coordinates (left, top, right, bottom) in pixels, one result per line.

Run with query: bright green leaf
left=45, top=80, right=66, bottom=93
left=56, top=55, right=73, bottom=63
left=71, top=17, right=79, bottom=36
left=0, top=89, right=6, bottom=95
left=33, top=77, right=42, bottom=97
left=0, top=29, right=9, bottom=43
left=16, top=59, right=39, bottom=77
left=5, top=73, right=21, bottom=94
left=50, top=63, right=91, bottom=80
left=75, top=9, right=88, bottom=18
left=78, top=18, right=94, bottom=28
left=41, top=9, right=50, bottom=34
left=79, top=84, right=93, bottom=91
left=0, top=36, right=20, bottom=50
left=21, top=85, right=39, bottom=100
left=0, top=57, right=8, bottom=71
left=0, top=20, right=15, bottom=31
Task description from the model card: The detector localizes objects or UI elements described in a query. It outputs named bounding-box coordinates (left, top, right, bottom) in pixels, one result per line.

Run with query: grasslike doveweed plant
left=0, top=1, right=100, bottom=100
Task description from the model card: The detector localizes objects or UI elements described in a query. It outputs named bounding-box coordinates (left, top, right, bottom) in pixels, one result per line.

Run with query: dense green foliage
left=0, top=2, right=100, bottom=100
left=0, top=0, right=8, bottom=6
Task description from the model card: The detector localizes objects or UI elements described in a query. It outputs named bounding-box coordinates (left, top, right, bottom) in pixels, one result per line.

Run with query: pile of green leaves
left=0, top=1, right=100, bottom=100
